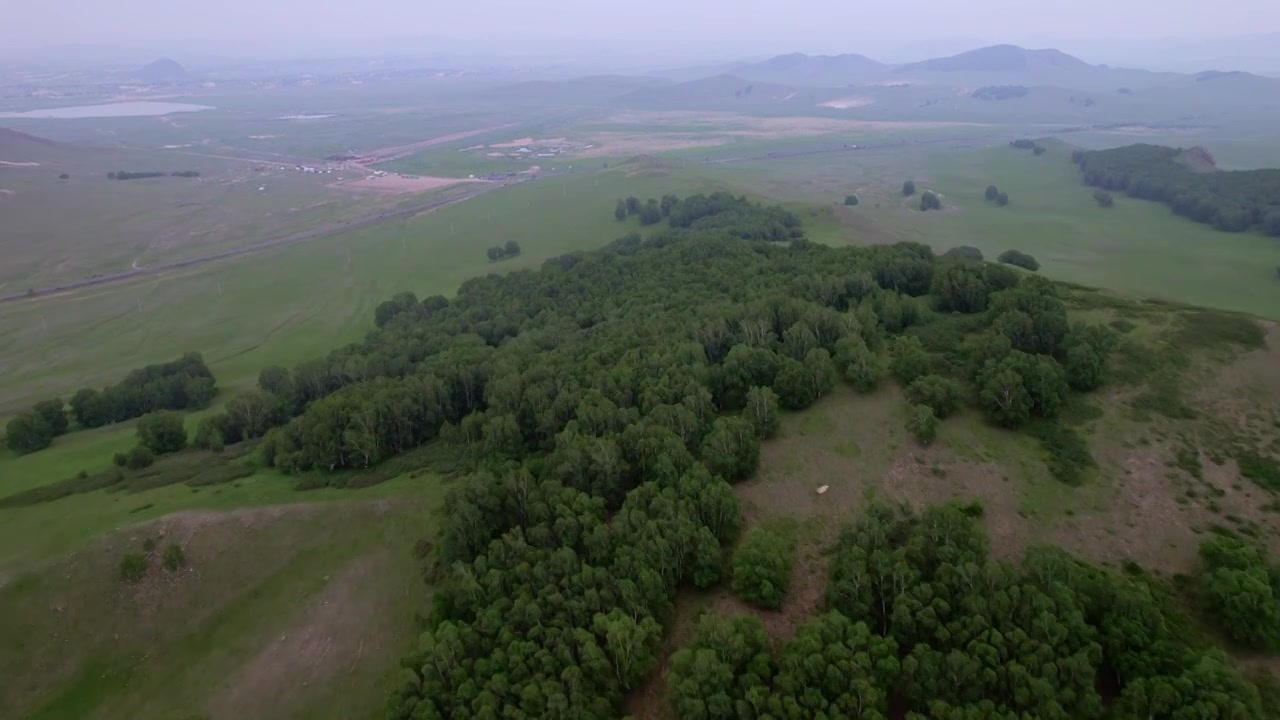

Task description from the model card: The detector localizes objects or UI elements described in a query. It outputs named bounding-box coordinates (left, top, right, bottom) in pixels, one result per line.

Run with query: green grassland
left=705, top=140, right=1280, bottom=319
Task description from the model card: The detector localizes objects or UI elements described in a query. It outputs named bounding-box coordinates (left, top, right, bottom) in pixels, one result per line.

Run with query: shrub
left=120, top=553, right=148, bottom=583
left=125, top=445, right=156, bottom=470
left=998, top=250, right=1040, bottom=272
left=732, top=527, right=794, bottom=609
left=1093, top=189, right=1114, bottom=208
left=136, top=411, right=187, bottom=454
left=920, top=191, right=941, bottom=211
left=985, top=185, right=999, bottom=202
left=905, top=375, right=963, bottom=418
left=942, top=246, right=984, bottom=262
left=906, top=404, right=939, bottom=445
left=844, top=194, right=859, bottom=206
left=163, top=543, right=186, bottom=571
left=902, top=180, right=916, bottom=196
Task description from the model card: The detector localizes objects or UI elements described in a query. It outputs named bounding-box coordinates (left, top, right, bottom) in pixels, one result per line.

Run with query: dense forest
left=5, top=352, right=215, bottom=455
left=668, top=502, right=1269, bottom=720
left=1074, top=144, right=1280, bottom=235
left=156, top=192, right=1268, bottom=718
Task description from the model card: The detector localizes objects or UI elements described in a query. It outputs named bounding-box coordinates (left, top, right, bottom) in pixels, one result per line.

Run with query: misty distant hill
left=896, top=44, right=1093, bottom=74
left=136, top=58, right=187, bottom=83
left=619, top=74, right=822, bottom=109
left=0, top=127, right=73, bottom=164
left=489, top=75, right=670, bottom=104
left=734, top=53, right=887, bottom=86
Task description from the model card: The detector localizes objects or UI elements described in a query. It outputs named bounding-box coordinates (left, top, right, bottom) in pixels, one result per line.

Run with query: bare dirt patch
left=489, top=136, right=535, bottom=148
left=206, top=551, right=396, bottom=720
left=330, top=173, right=475, bottom=195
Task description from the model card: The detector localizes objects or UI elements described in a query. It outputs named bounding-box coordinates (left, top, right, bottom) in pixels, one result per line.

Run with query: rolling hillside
left=618, top=74, right=829, bottom=110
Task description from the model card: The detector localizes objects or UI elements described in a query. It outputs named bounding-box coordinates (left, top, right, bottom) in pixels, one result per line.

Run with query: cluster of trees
left=485, top=240, right=522, bottom=262
left=617, top=194, right=681, bottom=225
left=975, top=85, right=1029, bottom=100
left=666, top=502, right=1270, bottom=719
left=68, top=352, right=216, bottom=430
left=1198, top=534, right=1280, bottom=650
left=108, top=170, right=200, bottom=180
left=1010, top=138, right=1047, bottom=154
left=6, top=353, right=214, bottom=456
left=111, top=411, right=188, bottom=470
left=984, top=184, right=1010, bottom=206
left=919, top=190, right=941, bottom=211
left=731, top=527, right=794, bottom=609
left=1074, top=144, right=1280, bottom=235
left=5, top=398, right=69, bottom=455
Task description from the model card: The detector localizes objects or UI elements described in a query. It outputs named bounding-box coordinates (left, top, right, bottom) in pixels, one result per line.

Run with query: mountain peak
left=136, top=57, right=187, bottom=83
left=899, top=45, right=1093, bottom=73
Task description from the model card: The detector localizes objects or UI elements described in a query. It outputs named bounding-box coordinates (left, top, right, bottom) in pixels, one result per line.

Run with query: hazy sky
left=5, top=0, right=1279, bottom=61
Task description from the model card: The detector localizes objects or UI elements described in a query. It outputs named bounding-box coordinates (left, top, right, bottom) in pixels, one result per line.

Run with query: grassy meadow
left=706, top=140, right=1280, bottom=319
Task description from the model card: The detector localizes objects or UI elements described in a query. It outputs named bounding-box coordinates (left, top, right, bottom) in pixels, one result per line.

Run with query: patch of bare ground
left=330, top=173, right=475, bottom=195
left=206, top=551, right=395, bottom=720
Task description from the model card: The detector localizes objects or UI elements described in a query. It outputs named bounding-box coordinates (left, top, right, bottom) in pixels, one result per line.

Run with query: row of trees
left=5, top=352, right=214, bottom=455
left=485, top=240, right=522, bottom=262
left=1074, top=144, right=1280, bottom=235
left=666, top=502, right=1270, bottom=719
left=68, top=352, right=216, bottom=430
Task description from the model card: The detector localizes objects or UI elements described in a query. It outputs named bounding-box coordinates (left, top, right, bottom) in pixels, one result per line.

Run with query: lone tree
left=504, top=240, right=521, bottom=257
left=902, top=180, right=916, bottom=196
left=136, top=410, right=187, bottom=454
left=996, top=191, right=1009, bottom=206
left=985, top=185, right=999, bottom=202
left=844, top=194, right=860, bottom=206
left=1093, top=189, right=1114, bottom=208
left=614, top=199, right=627, bottom=221
left=920, top=191, right=941, bottom=211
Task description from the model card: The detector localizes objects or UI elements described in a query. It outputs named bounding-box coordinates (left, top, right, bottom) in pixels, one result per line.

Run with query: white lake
left=0, top=101, right=215, bottom=119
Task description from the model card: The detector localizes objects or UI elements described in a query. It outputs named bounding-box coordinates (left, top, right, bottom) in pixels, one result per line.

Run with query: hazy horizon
left=0, top=1, right=1277, bottom=77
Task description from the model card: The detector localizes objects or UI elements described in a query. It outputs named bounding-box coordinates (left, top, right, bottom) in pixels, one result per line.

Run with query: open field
left=702, top=140, right=1280, bottom=319
left=0, top=478, right=442, bottom=720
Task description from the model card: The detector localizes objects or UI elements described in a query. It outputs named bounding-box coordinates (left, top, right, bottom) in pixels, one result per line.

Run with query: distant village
left=463, top=136, right=595, bottom=161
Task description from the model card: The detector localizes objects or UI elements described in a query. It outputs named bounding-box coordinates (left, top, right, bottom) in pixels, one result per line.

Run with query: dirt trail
left=206, top=551, right=394, bottom=720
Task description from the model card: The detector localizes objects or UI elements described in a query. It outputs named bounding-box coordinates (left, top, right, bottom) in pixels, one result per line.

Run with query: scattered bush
left=942, top=245, right=984, bottom=262
left=905, top=375, right=963, bottom=418
left=905, top=404, right=939, bottom=445
left=732, top=527, right=794, bottom=609
left=998, top=249, right=1040, bottom=271
left=120, top=553, right=148, bottom=583
left=996, top=192, right=1010, bottom=206
left=125, top=445, right=156, bottom=470
left=162, top=543, right=186, bottom=571
left=136, top=411, right=187, bottom=454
